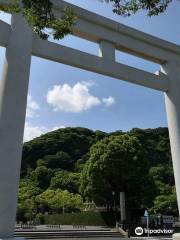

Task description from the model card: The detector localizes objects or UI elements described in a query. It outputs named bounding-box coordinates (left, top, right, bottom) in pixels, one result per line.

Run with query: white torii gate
left=0, top=0, right=180, bottom=239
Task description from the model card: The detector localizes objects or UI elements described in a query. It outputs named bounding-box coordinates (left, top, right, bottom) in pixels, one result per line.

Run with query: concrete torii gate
left=0, top=0, right=180, bottom=239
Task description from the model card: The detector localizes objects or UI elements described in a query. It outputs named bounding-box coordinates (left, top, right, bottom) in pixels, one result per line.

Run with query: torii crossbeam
left=0, top=1, right=180, bottom=239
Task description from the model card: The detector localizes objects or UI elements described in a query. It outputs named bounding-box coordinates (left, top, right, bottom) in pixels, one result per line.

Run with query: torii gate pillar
left=162, top=61, right=180, bottom=240
left=0, top=14, right=32, bottom=238
left=162, top=61, right=180, bottom=221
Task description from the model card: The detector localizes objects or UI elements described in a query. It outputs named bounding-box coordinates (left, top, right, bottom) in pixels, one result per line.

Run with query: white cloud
left=47, top=82, right=115, bottom=113
left=24, top=123, right=66, bottom=142
left=26, top=95, right=40, bottom=118
left=24, top=123, right=46, bottom=142
left=102, top=96, right=115, bottom=107
left=47, top=83, right=101, bottom=113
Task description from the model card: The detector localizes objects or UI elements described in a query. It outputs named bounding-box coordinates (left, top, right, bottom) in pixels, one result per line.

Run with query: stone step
left=15, top=230, right=124, bottom=239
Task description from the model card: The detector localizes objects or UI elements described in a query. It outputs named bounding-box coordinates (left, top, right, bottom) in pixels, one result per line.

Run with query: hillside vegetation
left=18, top=127, right=178, bottom=223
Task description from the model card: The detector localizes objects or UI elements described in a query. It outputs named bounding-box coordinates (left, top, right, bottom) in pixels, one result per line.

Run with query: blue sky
left=0, top=0, right=179, bottom=141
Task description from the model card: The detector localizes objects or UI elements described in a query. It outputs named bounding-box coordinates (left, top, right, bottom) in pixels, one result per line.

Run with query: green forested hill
left=22, top=127, right=170, bottom=174
left=21, top=127, right=107, bottom=175
left=18, top=127, right=178, bottom=223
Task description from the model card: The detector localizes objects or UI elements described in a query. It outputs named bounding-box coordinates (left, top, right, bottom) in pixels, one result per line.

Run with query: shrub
left=35, top=213, right=45, bottom=224
left=45, top=212, right=115, bottom=226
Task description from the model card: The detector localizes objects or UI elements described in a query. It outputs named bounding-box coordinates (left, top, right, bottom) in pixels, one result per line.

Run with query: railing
left=72, top=224, right=87, bottom=230
left=46, top=225, right=62, bottom=229
left=15, top=223, right=36, bottom=229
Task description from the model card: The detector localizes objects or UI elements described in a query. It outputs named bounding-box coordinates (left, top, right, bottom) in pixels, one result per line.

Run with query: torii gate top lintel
left=52, top=0, right=180, bottom=62
left=1, top=1, right=180, bottom=239
left=0, top=0, right=176, bottom=92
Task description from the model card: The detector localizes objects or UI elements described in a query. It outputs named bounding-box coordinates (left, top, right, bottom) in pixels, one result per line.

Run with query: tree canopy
left=0, top=0, right=75, bottom=40
left=109, top=0, right=172, bottom=16
left=80, top=134, right=150, bottom=208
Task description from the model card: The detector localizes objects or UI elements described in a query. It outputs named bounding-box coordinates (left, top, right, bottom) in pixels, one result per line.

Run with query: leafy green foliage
left=0, top=0, right=75, bottom=40
left=149, top=164, right=178, bottom=215
left=109, top=0, right=172, bottom=16
left=50, top=171, right=80, bottom=193
left=35, top=213, right=45, bottom=224
left=22, top=127, right=97, bottom=175
left=37, top=151, right=73, bottom=171
left=17, top=180, right=42, bottom=222
left=35, top=188, right=55, bottom=209
left=151, top=186, right=177, bottom=215
left=80, top=134, right=150, bottom=208
left=129, top=128, right=171, bottom=166
left=30, top=166, right=53, bottom=189
left=36, top=189, right=83, bottom=213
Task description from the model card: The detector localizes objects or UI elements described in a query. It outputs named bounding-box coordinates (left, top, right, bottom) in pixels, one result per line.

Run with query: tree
left=30, top=166, right=53, bottom=189
left=50, top=171, right=80, bottom=193
left=35, top=189, right=55, bottom=210
left=151, top=186, right=178, bottom=216
left=50, top=189, right=82, bottom=213
left=18, top=180, right=43, bottom=206
left=149, top=164, right=174, bottom=187
left=149, top=164, right=178, bottom=215
left=36, top=189, right=83, bottom=213
left=103, top=0, right=172, bottom=16
left=130, top=128, right=171, bottom=166
left=17, top=180, right=42, bottom=222
left=80, top=134, right=150, bottom=209
left=38, top=151, right=73, bottom=171
left=17, top=200, right=34, bottom=222
left=0, top=0, right=75, bottom=40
